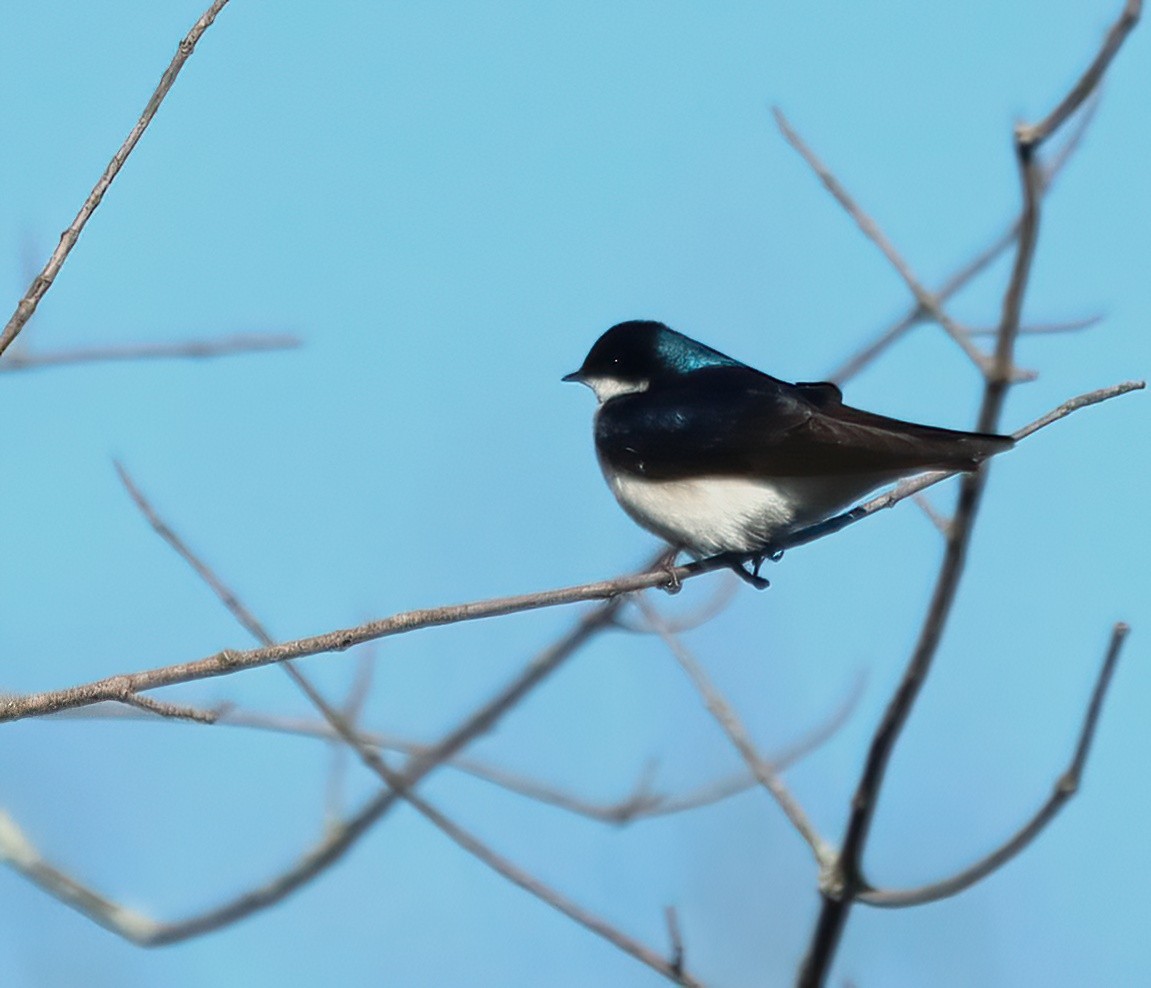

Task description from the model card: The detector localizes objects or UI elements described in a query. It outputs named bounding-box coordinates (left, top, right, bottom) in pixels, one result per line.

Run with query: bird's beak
left=561, top=370, right=584, bottom=383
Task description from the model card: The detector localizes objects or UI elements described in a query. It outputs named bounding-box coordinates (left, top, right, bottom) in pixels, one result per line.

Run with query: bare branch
left=613, top=576, right=739, bottom=634
left=773, top=107, right=997, bottom=378
left=859, top=623, right=1129, bottom=908
left=119, top=693, right=219, bottom=724
left=115, top=462, right=272, bottom=644
left=118, top=466, right=692, bottom=978
left=283, top=660, right=705, bottom=986
left=46, top=670, right=864, bottom=826
left=2, top=600, right=622, bottom=945
left=798, top=6, right=1141, bottom=982
left=827, top=95, right=1100, bottom=385
left=3, top=463, right=632, bottom=943
left=665, top=905, right=685, bottom=978
left=911, top=494, right=952, bottom=538
left=638, top=598, right=836, bottom=871
left=1, top=380, right=1138, bottom=725
left=968, top=315, right=1104, bottom=338
left=1015, top=1, right=1142, bottom=150
left=0, top=812, right=164, bottom=944
left=0, top=333, right=301, bottom=372
left=326, top=648, right=377, bottom=825
left=1012, top=380, right=1142, bottom=441
left=0, top=0, right=233, bottom=360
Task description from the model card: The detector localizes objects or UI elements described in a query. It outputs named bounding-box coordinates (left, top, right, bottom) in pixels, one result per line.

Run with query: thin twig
left=665, top=905, right=685, bottom=978
left=118, top=693, right=219, bottom=724
left=911, top=494, right=951, bottom=538
left=1, top=601, right=622, bottom=945
left=117, top=467, right=696, bottom=982
left=968, top=315, right=1103, bottom=338
left=276, top=654, right=705, bottom=985
left=0, top=0, right=233, bottom=360
left=0, top=333, right=301, bottom=372
left=639, top=599, right=835, bottom=871
left=773, top=107, right=995, bottom=378
left=827, top=97, right=1099, bottom=385
left=797, top=6, right=1141, bottom=983
left=6, top=463, right=629, bottom=946
left=613, top=576, right=739, bottom=634
left=326, top=648, right=377, bottom=825
left=45, top=672, right=864, bottom=826
left=0, top=812, right=164, bottom=944
left=0, top=381, right=1138, bottom=726
left=859, top=623, right=1129, bottom=907
left=1015, top=1, right=1142, bottom=149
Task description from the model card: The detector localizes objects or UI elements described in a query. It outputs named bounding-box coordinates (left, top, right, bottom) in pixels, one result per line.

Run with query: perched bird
left=564, top=320, right=1013, bottom=587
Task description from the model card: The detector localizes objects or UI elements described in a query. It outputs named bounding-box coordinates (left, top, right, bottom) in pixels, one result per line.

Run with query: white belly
left=604, top=471, right=798, bottom=555
left=603, top=468, right=894, bottom=556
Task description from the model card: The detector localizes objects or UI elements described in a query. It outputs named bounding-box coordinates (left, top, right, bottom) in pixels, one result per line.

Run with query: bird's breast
left=599, top=464, right=899, bottom=556
left=602, top=469, right=798, bottom=555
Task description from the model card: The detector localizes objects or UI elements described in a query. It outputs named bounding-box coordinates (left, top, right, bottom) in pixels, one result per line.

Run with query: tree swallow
left=564, top=320, right=1013, bottom=587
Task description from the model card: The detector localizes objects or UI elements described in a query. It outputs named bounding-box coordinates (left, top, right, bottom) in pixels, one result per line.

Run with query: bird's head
left=563, top=320, right=740, bottom=403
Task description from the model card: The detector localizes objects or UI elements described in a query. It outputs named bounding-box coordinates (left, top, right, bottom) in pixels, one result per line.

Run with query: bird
left=563, top=320, right=1013, bottom=588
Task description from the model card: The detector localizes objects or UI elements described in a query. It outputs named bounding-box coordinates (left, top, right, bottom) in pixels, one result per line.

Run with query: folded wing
left=595, top=366, right=1013, bottom=481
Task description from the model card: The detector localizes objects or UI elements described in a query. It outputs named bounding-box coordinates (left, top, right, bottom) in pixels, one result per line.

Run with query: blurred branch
left=665, top=905, right=686, bottom=979
left=911, top=494, right=951, bottom=538
left=798, top=5, right=1141, bottom=984
left=0, top=600, right=623, bottom=945
left=773, top=107, right=1000, bottom=379
left=120, top=465, right=701, bottom=984
left=325, top=648, right=377, bottom=826
left=968, top=314, right=1103, bottom=338
left=828, top=95, right=1100, bottom=385
left=0, top=0, right=233, bottom=361
left=53, top=668, right=863, bottom=825
left=0, top=333, right=301, bottom=372
left=0, top=379, right=1139, bottom=725
left=639, top=598, right=836, bottom=871
left=289, top=671, right=706, bottom=985
left=859, top=623, right=1129, bottom=908
left=119, top=692, right=219, bottom=724
left=1015, top=1, right=1141, bottom=148
left=0, top=812, right=164, bottom=944
left=119, top=464, right=691, bottom=978
left=613, top=576, right=739, bottom=634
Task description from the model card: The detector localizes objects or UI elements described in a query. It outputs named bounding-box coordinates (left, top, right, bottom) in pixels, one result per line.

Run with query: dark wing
left=595, top=366, right=1013, bottom=480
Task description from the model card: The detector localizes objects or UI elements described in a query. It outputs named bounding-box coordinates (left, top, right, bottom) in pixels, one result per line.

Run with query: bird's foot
left=652, top=546, right=683, bottom=594
left=712, top=552, right=770, bottom=590
left=712, top=546, right=783, bottom=590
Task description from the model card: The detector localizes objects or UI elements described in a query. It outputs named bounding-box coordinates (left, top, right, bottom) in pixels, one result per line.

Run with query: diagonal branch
left=0, top=600, right=622, bottom=945
left=797, top=5, right=1141, bottom=984
left=0, top=380, right=1139, bottom=725
left=1016, top=0, right=1142, bottom=149
left=0, top=333, right=301, bottom=372
left=0, top=0, right=233, bottom=360
left=288, top=672, right=706, bottom=986
left=827, top=95, right=1099, bottom=385
left=773, top=107, right=998, bottom=378
left=859, top=623, right=1129, bottom=908
left=638, top=598, right=836, bottom=871
left=46, top=671, right=862, bottom=826
left=121, top=469, right=702, bottom=984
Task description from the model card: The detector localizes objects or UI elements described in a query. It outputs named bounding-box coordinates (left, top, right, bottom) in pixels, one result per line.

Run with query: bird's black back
left=595, top=365, right=1013, bottom=480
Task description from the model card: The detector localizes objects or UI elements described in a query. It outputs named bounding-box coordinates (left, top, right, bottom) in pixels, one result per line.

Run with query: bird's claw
left=654, top=547, right=683, bottom=594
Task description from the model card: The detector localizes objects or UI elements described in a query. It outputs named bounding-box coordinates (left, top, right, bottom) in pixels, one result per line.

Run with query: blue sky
left=1, top=2, right=1147, bottom=986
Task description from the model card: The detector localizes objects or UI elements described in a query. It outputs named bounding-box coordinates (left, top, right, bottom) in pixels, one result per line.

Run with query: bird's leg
left=713, top=552, right=770, bottom=590
left=652, top=545, right=683, bottom=594
left=751, top=545, right=784, bottom=578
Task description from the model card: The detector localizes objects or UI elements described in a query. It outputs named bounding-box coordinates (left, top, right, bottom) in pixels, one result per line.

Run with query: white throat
left=582, top=375, right=650, bottom=403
